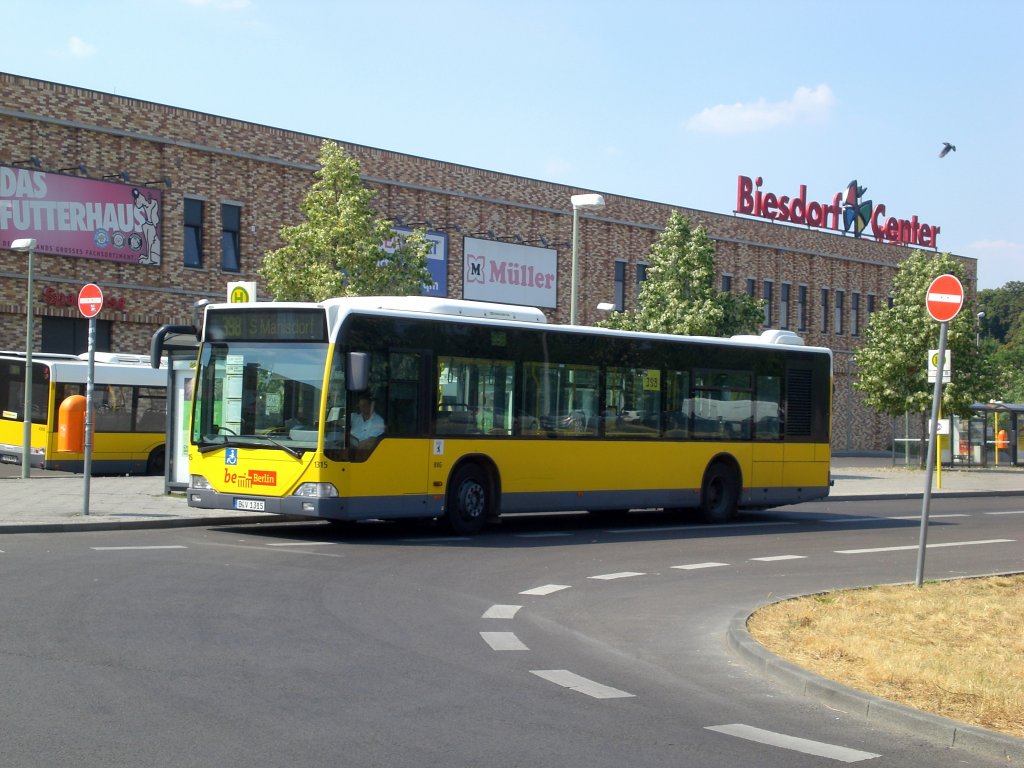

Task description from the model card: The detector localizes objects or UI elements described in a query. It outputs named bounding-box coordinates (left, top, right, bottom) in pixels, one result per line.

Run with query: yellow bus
left=167, top=296, right=832, bottom=534
left=0, top=352, right=168, bottom=475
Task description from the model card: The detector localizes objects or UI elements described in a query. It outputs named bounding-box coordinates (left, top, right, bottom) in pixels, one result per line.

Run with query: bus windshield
left=192, top=341, right=331, bottom=455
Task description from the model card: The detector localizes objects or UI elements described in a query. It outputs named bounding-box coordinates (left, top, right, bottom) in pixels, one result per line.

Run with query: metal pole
left=570, top=205, right=581, bottom=325
left=21, top=244, right=35, bottom=479
left=83, top=317, right=96, bottom=516
left=915, top=320, right=948, bottom=587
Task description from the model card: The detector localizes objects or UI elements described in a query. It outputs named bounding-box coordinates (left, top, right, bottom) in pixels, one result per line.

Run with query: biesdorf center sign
left=735, top=175, right=940, bottom=248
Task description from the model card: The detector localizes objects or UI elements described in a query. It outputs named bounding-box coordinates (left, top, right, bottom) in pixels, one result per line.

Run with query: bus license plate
left=234, top=499, right=265, bottom=511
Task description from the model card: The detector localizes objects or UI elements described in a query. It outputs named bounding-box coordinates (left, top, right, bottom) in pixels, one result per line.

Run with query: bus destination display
left=206, top=309, right=328, bottom=342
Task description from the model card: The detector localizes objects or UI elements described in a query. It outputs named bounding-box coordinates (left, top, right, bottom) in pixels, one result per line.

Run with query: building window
left=746, top=278, right=756, bottom=298
left=867, top=293, right=876, bottom=318
left=221, top=203, right=241, bottom=272
left=721, top=273, right=732, bottom=293
left=820, top=288, right=829, bottom=333
left=184, top=198, right=205, bottom=268
left=636, top=263, right=648, bottom=306
left=798, top=285, right=808, bottom=331
left=835, top=289, right=845, bottom=335
left=851, top=292, right=861, bottom=336
left=41, top=316, right=111, bottom=355
left=763, top=280, right=773, bottom=327
left=780, top=283, right=791, bottom=330
left=613, top=260, right=626, bottom=311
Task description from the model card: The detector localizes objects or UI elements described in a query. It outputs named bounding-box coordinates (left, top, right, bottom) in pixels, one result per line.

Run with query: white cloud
left=686, top=84, right=835, bottom=135
left=967, top=239, right=1024, bottom=253
left=68, top=36, right=96, bottom=58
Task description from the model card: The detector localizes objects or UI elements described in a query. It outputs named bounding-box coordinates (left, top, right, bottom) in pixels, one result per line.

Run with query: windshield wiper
left=197, top=433, right=303, bottom=459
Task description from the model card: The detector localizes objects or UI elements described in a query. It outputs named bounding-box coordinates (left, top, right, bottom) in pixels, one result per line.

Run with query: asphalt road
left=0, top=495, right=1020, bottom=767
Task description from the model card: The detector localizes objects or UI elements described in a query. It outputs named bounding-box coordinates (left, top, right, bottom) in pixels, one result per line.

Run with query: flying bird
left=939, top=142, right=956, bottom=158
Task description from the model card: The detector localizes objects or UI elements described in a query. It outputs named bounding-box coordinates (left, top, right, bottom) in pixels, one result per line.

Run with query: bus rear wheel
left=146, top=446, right=166, bottom=476
left=700, top=462, right=739, bottom=523
left=445, top=464, right=489, bottom=536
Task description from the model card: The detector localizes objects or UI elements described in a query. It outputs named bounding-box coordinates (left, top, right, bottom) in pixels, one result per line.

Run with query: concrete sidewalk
left=0, top=455, right=1021, bottom=533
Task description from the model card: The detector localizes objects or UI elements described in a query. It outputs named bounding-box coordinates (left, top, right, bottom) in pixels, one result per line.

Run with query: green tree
left=261, top=140, right=433, bottom=301
left=854, top=250, right=996, bottom=453
left=977, top=281, right=1024, bottom=344
left=599, top=210, right=763, bottom=336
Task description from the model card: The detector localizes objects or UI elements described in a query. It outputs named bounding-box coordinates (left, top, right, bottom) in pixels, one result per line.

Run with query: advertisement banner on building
left=0, top=166, right=163, bottom=266
left=385, top=226, right=448, bottom=297
left=463, top=237, right=557, bottom=308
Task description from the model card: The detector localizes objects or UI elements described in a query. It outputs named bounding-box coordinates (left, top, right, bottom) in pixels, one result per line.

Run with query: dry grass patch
left=747, top=574, right=1024, bottom=738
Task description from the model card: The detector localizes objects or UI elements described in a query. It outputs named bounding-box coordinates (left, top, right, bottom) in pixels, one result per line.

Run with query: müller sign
left=735, top=175, right=940, bottom=248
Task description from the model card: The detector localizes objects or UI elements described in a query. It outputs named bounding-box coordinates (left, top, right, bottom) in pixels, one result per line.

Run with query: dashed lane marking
left=836, top=538, right=1015, bottom=555
left=750, top=555, right=806, bottom=562
left=706, top=724, right=880, bottom=762
left=986, top=510, right=1024, bottom=515
left=671, top=562, right=729, bottom=570
left=265, top=541, right=338, bottom=547
left=520, top=584, right=571, bottom=596
left=604, top=521, right=795, bottom=534
left=482, top=604, right=522, bottom=619
left=589, top=571, right=645, bottom=580
left=531, top=670, right=635, bottom=699
left=480, top=632, right=529, bottom=651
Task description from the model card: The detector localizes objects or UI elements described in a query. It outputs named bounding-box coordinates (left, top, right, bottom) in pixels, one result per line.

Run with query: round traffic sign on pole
left=925, top=274, right=964, bottom=322
left=78, top=283, right=104, bottom=318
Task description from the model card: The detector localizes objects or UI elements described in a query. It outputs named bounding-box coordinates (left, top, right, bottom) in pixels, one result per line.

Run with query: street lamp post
left=11, top=238, right=37, bottom=478
left=570, top=193, right=605, bottom=325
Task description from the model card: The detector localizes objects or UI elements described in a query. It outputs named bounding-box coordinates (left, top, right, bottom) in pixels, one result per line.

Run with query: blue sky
left=4, top=0, right=1022, bottom=289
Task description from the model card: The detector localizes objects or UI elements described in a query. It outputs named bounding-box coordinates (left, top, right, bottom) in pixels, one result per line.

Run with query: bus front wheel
left=700, top=462, right=739, bottom=523
left=445, top=464, right=489, bottom=535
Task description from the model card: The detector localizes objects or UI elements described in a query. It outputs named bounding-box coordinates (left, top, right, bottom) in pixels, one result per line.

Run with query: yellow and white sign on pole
left=927, top=349, right=951, bottom=383
left=227, top=281, right=257, bottom=303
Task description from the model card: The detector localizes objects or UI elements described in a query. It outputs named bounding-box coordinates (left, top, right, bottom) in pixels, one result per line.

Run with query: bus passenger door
left=378, top=351, right=437, bottom=511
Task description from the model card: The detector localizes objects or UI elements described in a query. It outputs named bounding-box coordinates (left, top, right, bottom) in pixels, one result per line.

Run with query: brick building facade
left=0, top=73, right=976, bottom=451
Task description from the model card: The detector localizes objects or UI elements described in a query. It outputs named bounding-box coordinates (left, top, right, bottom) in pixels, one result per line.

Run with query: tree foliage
left=260, top=140, right=433, bottom=301
left=598, top=210, right=763, bottom=336
left=977, top=281, right=1024, bottom=401
left=854, top=250, right=995, bottom=419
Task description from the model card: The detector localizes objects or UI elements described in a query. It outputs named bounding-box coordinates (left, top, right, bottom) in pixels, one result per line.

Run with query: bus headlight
left=293, top=482, right=339, bottom=498
left=190, top=475, right=213, bottom=490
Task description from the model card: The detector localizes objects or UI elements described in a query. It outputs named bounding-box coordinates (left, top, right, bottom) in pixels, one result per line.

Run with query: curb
left=727, top=609, right=1024, bottom=762
left=827, top=489, right=1024, bottom=502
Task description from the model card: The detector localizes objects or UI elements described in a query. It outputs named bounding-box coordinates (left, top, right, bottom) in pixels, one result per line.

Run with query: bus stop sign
left=925, top=274, right=964, bottom=322
left=78, top=283, right=104, bottom=318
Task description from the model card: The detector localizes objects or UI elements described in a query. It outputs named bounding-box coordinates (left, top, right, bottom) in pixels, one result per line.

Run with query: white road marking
left=90, top=545, right=187, bottom=551
left=706, top=724, right=880, bottom=762
left=520, top=584, right=571, bottom=596
left=750, top=555, right=806, bottom=562
left=589, top=571, right=645, bottom=580
left=266, top=541, right=337, bottom=547
left=986, top=510, right=1024, bottom=516
left=480, top=631, right=529, bottom=651
left=671, top=562, right=729, bottom=570
left=837, top=538, right=1015, bottom=555
left=482, top=604, right=522, bottom=619
left=891, top=514, right=969, bottom=520
left=604, top=521, right=794, bottom=534
left=531, top=670, right=635, bottom=699
left=514, top=532, right=573, bottom=538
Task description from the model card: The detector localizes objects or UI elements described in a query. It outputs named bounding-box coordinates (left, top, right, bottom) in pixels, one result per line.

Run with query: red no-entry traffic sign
left=78, top=283, right=104, bottom=318
left=925, top=274, right=964, bottom=323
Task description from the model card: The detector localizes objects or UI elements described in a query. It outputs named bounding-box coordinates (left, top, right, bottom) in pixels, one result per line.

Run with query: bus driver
left=350, top=393, right=385, bottom=447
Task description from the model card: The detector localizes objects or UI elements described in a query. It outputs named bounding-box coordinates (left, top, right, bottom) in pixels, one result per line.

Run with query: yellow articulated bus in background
left=159, top=296, right=832, bottom=535
left=0, top=352, right=167, bottom=475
